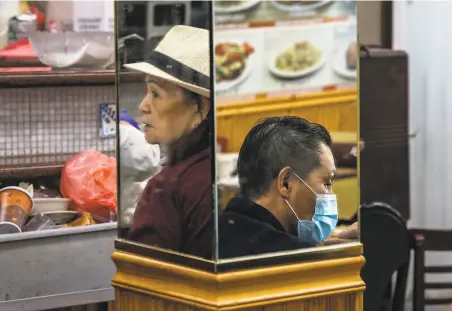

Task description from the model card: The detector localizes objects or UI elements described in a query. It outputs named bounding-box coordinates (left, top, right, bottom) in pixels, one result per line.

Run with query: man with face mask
left=218, top=116, right=358, bottom=259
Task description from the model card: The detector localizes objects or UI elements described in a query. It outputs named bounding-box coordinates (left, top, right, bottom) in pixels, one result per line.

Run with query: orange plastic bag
left=61, top=150, right=117, bottom=218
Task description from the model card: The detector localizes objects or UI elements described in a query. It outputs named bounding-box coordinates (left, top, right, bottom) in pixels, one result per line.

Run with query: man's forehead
left=319, top=143, right=336, bottom=173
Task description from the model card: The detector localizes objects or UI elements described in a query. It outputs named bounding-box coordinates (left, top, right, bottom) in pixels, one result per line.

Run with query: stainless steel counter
left=0, top=223, right=117, bottom=311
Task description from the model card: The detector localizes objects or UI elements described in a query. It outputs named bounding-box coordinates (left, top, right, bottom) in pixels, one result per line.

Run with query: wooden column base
left=112, top=246, right=365, bottom=311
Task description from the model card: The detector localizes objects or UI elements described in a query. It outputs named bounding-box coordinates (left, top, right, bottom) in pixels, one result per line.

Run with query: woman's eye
left=151, top=90, right=159, bottom=99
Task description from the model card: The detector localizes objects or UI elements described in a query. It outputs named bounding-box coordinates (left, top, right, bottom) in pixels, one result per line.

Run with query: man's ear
left=276, top=166, right=292, bottom=200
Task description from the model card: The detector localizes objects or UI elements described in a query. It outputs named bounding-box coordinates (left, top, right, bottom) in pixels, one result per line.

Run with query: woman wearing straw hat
left=126, top=25, right=213, bottom=259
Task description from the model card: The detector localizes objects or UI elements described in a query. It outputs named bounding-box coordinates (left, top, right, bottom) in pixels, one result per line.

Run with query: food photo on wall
left=214, top=0, right=355, bottom=25
left=262, top=23, right=336, bottom=93
left=214, top=28, right=264, bottom=97
left=332, top=21, right=357, bottom=81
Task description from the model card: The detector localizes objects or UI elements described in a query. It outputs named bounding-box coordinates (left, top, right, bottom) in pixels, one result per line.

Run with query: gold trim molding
left=112, top=244, right=365, bottom=310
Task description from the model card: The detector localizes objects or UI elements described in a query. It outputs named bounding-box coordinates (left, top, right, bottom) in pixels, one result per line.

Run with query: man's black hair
left=237, top=116, right=332, bottom=199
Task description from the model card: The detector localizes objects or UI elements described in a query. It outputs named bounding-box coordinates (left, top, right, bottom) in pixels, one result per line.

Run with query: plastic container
left=28, top=31, right=114, bottom=68
left=23, top=213, right=57, bottom=232
left=31, top=198, right=71, bottom=214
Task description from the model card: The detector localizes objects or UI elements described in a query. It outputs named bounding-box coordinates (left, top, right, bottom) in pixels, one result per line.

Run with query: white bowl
left=28, top=31, right=114, bottom=68
left=43, top=211, right=79, bottom=225
left=31, top=198, right=71, bottom=215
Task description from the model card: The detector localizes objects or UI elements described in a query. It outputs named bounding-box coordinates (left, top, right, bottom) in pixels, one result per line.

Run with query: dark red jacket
left=128, top=121, right=213, bottom=259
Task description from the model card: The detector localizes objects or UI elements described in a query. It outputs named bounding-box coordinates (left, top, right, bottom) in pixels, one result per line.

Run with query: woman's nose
left=139, top=94, right=151, bottom=114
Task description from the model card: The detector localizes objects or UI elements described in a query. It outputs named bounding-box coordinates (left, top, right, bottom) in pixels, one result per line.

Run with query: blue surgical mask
left=284, top=172, right=338, bottom=245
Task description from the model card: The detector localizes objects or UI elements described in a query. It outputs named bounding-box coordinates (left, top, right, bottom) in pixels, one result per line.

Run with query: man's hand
left=322, top=222, right=359, bottom=246
left=336, top=222, right=359, bottom=240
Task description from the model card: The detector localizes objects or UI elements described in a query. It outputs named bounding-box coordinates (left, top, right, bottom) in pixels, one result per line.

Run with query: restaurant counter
left=0, top=223, right=116, bottom=311
left=0, top=69, right=144, bottom=310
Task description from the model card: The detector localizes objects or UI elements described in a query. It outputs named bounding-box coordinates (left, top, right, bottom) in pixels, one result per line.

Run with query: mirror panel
left=116, top=1, right=215, bottom=261
left=213, top=0, right=359, bottom=260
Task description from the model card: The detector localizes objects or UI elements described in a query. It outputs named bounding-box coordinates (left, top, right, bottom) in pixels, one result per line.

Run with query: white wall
left=393, top=0, right=452, bottom=300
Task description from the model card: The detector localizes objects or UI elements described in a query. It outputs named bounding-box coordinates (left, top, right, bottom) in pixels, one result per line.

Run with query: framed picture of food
left=212, top=0, right=357, bottom=101
left=214, top=29, right=264, bottom=96
left=331, top=21, right=357, bottom=81
left=333, top=41, right=357, bottom=80
left=215, top=41, right=256, bottom=92
left=268, top=41, right=326, bottom=80
left=262, top=23, right=335, bottom=92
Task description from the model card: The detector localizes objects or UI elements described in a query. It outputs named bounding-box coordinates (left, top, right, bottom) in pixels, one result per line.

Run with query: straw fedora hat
left=125, top=25, right=211, bottom=98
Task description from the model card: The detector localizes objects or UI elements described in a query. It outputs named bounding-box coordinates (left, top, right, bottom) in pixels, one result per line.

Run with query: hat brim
left=124, top=62, right=210, bottom=98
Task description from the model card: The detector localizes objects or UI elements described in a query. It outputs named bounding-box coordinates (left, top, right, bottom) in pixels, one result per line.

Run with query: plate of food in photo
left=214, top=0, right=261, bottom=14
left=333, top=41, right=357, bottom=80
left=268, top=41, right=325, bottom=79
left=215, top=40, right=255, bottom=92
left=270, top=0, right=333, bottom=12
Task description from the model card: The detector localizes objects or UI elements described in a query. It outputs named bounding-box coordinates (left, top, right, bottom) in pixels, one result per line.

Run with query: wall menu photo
left=214, top=0, right=357, bottom=103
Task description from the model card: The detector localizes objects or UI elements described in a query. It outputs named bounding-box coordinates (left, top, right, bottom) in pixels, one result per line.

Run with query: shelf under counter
left=0, top=223, right=117, bottom=311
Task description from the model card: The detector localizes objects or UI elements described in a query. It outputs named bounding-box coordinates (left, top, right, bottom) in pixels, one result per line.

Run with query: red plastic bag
left=61, top=150, right=117, bottom=218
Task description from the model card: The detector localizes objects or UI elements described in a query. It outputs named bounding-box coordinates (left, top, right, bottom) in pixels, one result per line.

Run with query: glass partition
left=213, top=0, right=359, bottom=260
left=115, top=0, right=360, bottom=270
left=116, top=1, right=216, bottom=261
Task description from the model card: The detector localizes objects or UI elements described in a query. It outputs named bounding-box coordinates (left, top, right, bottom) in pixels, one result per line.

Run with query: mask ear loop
left=292, top=171, right=317, bottom=196
left=284, top=199, right=301, bottom=222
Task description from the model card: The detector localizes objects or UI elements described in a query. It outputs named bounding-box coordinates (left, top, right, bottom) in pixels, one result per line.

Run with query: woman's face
left=139, top=76, right=207, bottom=145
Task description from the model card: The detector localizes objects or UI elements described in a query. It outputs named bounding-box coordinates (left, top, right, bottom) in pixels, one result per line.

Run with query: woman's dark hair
left=182, top=88, right=207, bottom=120
left=166, top=88, right=211, bottom=165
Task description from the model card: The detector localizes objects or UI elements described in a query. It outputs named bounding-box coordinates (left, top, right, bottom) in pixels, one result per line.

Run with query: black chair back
left=361, top=202, right=411, bottom=311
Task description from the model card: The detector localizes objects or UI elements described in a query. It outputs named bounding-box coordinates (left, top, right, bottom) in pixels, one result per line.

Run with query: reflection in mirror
left=116, top=1, right=214, bottom=260
left=214, top=0, right=359, bottom=259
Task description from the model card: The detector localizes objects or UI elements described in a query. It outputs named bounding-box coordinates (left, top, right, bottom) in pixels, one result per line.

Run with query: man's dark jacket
left=218, top=196, right=314, bottom=259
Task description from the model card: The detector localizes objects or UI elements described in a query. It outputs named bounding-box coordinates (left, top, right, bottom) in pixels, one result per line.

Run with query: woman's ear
left=276, top=166, right=292, bottom=200
left=200, top=96, right=210, bottom=120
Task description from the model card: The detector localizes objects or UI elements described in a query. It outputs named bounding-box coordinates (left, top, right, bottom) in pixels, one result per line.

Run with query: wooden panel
left=115, top=290, right=362, bottom=311
left=335, top=177, right=359, bottom=219
left=217, top=90, right=357, bottom=153
left=112, top=246, right=365, bottom=311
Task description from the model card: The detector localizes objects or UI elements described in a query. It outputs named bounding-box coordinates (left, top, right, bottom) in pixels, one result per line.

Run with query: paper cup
left=0, top=186, right=34, bottom=234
